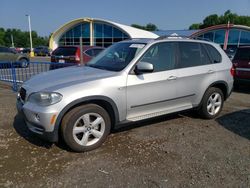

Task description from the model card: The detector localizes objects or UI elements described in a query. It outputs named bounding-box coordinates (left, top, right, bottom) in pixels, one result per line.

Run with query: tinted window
left=52, top=47, right=77, bottom=56
left=0, top=47, right=9, bottom=53
left=204, top=44, right=222, bottom=63
left=92, top=49, right=103, bottom=56
left=85, top=49, right=93, bottom=56
left=234, top=48, right=250, bottom=61
left=177, top=42, right=210, bottom=68
left=140, top=42, right=176, bottom=72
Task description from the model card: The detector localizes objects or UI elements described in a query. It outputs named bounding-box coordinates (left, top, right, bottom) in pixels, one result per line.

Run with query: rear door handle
left=167, top=76, right=177, bottom=81
left=207, top=70, right=215, bottom=74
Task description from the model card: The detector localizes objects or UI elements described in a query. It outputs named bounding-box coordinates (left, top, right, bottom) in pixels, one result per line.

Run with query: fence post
left=11, top=62, right=18, bottom=92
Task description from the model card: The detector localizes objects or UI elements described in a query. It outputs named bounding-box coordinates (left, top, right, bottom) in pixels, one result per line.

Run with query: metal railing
left=0, top=61, right=76, bottom=91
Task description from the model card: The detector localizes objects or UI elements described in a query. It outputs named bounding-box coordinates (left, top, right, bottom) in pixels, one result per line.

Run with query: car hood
left=23, top=66, right=117, bottom=91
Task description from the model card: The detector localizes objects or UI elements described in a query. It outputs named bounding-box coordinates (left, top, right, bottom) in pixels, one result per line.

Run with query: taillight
left=230, top=65, right=236, bottom=77
left=75, top=55, right=80, bottom=61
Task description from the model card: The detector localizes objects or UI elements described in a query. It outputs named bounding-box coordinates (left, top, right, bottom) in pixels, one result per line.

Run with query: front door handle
left=167, top=76, right=177, bottom=81
left=207, top=70, right=215, bottom=74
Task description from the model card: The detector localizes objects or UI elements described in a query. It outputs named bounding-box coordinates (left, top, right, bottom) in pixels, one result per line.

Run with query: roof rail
left=155, top=35, right=190, bottom=40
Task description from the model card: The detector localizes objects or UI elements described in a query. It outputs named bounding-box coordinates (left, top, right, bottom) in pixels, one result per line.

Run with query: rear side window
left=0, top=47, right=9, bottom=53
left=85, top=49, right=93, bottom=56
left=204, top=44, right=222, bottom=63
left=92, top=49, right=103, bottom=56
left=176, top=42, right=211, bottom=68
left=233, top=48, right=250, bottom=61
left=52, top=47, right=77, bottom=56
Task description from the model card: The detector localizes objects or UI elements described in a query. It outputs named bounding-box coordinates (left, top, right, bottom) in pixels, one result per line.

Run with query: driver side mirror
left=134, top=62, right=154, bottom=75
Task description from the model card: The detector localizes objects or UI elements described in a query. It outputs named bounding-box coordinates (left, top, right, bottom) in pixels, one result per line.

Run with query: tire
left=61, top=104, right=111, bottom=152
left=19, top=58, right=29, bottom=68
left=198, top=87, right=224, bottom=119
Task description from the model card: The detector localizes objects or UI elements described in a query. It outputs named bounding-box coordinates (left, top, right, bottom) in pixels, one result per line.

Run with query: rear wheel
left=61, top=104, right=111, bottom=152
left=19, top=58, right=29, bottom=68
left=198, top=87, right=224, bottom=119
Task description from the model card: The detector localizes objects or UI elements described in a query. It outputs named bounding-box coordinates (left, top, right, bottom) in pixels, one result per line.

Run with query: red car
left=232, top=46, right=250, bottom=88
left=50, top=46, right=104, bottom=69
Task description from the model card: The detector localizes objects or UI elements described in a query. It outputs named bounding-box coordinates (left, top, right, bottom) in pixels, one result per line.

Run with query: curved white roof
left=94, top=18, right=159, bottom=39
left=49, top=18, right=159, bottom=50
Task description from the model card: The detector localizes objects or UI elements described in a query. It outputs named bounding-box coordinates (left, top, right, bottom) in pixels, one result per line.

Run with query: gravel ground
left=0, top=86, right=249, bottom=187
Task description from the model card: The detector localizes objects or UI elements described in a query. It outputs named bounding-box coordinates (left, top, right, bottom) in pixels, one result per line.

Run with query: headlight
left=28, top=92, right=62, bottom=106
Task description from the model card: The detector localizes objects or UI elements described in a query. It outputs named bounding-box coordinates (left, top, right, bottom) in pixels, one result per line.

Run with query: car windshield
left=86, top=42, right=146, bottom=71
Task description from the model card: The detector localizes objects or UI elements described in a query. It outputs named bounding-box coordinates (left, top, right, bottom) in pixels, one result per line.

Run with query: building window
left=228, top=29, right=240, bottom=45
left=59, top=23, right=90, bottom=46
left=94, top=23, right=129, bottom=47
left=214, top=29, right=226, bottom=44
left=204, top=32, right=214, bottom=42
left=240, top=30, right=250, bottom=44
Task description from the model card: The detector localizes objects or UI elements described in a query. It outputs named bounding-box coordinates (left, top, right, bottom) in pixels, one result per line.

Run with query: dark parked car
left=0, top=46, right=29, bottom=68
left=34, top=46, right=51, bottom=56
left=232, top=46, right=250, bottom=88
left=50, top=46, right=104, bottom=70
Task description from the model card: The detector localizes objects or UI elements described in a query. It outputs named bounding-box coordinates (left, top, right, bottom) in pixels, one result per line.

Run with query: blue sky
left=0, top=0, right=249, bottom=36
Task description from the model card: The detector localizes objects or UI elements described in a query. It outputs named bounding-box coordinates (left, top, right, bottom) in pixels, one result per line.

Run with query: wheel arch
left=18, top=57, right=30, bottom=62
left=54, top=96, right=120, bottom=134
left=208, top=81, right=229, bottom=101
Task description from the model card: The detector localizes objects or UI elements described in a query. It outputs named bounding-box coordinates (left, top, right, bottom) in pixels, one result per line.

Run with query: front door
left=126, top=42, right=178, bottom=121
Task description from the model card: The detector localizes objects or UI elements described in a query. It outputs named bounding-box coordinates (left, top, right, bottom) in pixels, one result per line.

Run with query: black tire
left=19, top=58, right=29, bottom=68
left=198, top=87, right=224, bottom=119
left=61, top=104, right=111, bottom=152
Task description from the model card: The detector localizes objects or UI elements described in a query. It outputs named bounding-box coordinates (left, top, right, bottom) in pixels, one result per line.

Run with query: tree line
left=189, top=10, right=250, bottom=29
left=0, top=28, right=49, bottom=48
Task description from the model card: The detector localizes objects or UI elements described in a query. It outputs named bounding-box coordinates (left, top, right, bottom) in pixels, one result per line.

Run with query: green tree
left=189, top=10, right=250, bottom=29
left=0, top=28, right=49, bottom=48
left=131, top=23, right=158, bottom=31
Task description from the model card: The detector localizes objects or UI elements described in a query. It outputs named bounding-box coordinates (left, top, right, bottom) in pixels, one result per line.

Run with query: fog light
left=35, top=113, right=40, bottom=121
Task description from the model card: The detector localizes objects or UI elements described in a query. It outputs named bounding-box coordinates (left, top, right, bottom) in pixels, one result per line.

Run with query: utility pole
left=11, top=34, right=14, bottom=48
left=26, top=14, right=34, bottom=57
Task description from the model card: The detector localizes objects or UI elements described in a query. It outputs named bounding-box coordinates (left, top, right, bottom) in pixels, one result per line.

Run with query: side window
left=85, top=49, right=93, bottom=57
left=139, top=42, right=176, bottom=72
left=0, top=47, right=4, bottom=53
left=92, top=49, right=103, bottom=56
left=204, top=44, right=222, bottom=63
left=177, top=42, right=211, bottom=68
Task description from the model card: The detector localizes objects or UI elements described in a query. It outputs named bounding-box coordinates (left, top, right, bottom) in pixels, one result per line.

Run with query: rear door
left=174, top=42, right=218, bottom=107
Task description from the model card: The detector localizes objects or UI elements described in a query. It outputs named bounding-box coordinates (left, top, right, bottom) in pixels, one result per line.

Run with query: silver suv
left=17, top=38, right=234, bottom=152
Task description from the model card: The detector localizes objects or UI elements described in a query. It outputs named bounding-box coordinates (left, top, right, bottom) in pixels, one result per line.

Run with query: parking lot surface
left=0, top=86, right=250, bottom=187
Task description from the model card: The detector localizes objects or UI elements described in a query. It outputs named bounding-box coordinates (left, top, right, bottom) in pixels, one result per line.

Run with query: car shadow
left=13, top=114, right=53, bottom=149
left=112, top=113, right=182, bottom=133
left=233, top=85, right=250, bottom=94
left=216, top=109, right=250, bottom=140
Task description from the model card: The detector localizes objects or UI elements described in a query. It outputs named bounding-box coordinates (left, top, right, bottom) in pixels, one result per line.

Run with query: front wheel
left=198, top=87, right=224, bottom=119
left=61, top=104, right=111, bottom=152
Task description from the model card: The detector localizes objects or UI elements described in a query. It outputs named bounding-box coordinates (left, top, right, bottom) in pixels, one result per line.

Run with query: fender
left=53, top=95, right=120, bottom=133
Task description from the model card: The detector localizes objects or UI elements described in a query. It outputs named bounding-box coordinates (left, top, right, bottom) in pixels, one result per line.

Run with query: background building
left=190, top=24, right=250, bottom=52
left=49, top=18, right=158, bottom=50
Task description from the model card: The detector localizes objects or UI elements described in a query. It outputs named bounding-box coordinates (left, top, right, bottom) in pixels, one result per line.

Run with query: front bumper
left=16, top=99, right=59, bottom=142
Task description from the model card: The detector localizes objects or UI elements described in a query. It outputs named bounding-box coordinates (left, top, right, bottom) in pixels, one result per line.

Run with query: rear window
left=204, top=44, right=222, bottom=63
left=234, top=48, right=250, bottom=61
left=52, top=47, right=77, bottom=56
